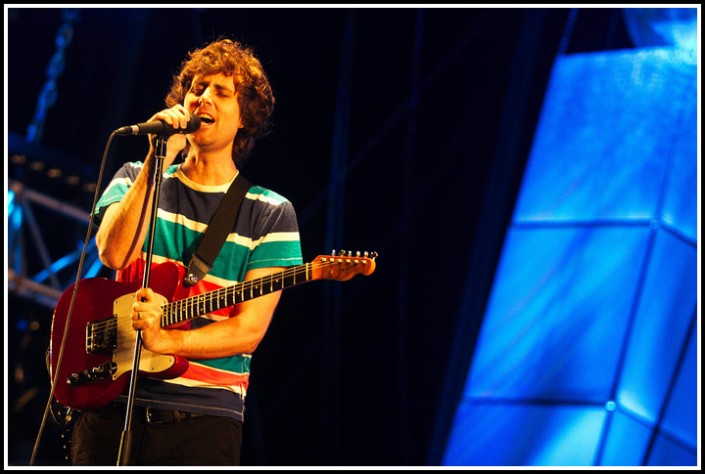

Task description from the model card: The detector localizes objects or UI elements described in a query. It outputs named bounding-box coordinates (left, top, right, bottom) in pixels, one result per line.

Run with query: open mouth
left=198, top=114, right=215, bottom=125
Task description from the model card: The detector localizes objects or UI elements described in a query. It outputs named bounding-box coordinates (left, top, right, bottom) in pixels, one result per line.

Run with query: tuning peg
left=331, top=249, right=377, bottom=259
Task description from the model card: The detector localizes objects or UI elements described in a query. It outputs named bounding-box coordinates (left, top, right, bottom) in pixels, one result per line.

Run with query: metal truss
left=7, top=179, right=107, bottom=309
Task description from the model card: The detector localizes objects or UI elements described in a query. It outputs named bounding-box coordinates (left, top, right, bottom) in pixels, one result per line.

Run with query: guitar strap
left=183, top=172, right=252, bottom=287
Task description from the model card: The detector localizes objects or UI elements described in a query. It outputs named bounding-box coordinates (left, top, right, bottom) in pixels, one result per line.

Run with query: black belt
left=144, top=406, right=204, bottom=424
left=108, top=402, right=205, bottom=424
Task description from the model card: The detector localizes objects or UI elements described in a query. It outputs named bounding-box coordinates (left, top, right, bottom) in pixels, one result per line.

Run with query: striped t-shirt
left=94, top=161, right=303, bottom=420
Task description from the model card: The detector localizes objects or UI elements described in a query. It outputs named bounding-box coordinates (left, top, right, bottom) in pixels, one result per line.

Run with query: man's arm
left=95, top=158, right=156, bottom=270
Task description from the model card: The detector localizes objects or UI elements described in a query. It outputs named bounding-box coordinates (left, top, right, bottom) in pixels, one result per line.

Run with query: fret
left=161, top=253, right=375, bottom=328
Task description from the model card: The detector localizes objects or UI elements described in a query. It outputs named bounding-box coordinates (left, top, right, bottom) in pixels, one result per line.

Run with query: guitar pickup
left=85, top=316, right=117, bottom=353
left=66, top=361, right=117, bottom=385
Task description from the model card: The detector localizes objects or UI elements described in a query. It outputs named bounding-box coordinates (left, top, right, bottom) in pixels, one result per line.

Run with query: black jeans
left=70, top=403, right=242, bottom=466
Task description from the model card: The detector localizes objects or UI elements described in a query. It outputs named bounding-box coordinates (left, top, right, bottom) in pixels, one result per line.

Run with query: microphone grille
left=187, top=114, right=201, bottom=133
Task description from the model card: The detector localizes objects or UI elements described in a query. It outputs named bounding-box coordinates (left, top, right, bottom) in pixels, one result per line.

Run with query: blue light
left=8, top=189, right=16, bottom=213
left=623, top=8, right=698, bottom=52
left=16, top=319, right=28, bottom=332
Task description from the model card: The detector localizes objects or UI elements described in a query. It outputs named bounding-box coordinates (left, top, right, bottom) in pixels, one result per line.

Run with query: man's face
left=185, top=72, right=242, bottom=152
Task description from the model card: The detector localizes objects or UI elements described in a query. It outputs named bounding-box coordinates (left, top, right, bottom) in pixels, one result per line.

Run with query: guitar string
left=92, top=258, right=372, bottom=337
left=162, top=258, right=372, bottom=324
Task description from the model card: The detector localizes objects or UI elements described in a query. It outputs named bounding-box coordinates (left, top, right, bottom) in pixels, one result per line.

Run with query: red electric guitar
left=50, top=251, right=377, bottom=410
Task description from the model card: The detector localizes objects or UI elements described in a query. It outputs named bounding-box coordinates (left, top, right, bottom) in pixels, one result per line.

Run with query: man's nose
left=199, top=87, right=215, bottom=105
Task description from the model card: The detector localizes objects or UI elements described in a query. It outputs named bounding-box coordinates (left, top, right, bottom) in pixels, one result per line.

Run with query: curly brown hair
left=165, top=38, right=275, bottom=163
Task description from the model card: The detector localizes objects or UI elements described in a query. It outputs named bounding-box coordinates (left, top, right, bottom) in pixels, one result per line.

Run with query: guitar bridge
left=86, top=316, right=117, bottom=353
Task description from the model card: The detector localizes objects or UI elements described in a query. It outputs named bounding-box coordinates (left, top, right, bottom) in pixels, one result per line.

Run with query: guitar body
left=50, top=262, right=190, bottom=410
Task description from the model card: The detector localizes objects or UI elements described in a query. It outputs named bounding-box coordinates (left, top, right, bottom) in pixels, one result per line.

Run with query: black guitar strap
left=183, top=173, right=252, bottom=287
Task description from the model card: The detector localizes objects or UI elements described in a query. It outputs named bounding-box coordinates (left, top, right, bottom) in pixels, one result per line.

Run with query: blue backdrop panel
left=660, top=73, right=698, bottom=242
left=443, top=402, right=605, bottom=466
left=599, top=409, right=654, bottom=465
left=464, top=225, right=650, bottom=401
left=660, top=324, right=698, bottom=449
left=514, top=49, right=695, bottom=224
left=616, top=230, right=697, bottom=427
left=443, top=43, right=697, bottom=466
left=648, top=430, right=699, bottom=466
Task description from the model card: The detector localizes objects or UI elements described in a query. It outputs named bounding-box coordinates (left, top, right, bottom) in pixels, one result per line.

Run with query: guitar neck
left=160, top=251, right=376, bottom=327
left=160, top=263, right=312, bottom=327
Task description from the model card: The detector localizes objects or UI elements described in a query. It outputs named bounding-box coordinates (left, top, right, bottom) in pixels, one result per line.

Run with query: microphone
left=114, top=114, right=201, bottom=136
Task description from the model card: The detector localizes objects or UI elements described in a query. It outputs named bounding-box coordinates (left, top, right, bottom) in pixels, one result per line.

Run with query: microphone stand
left=116, top=135, right=168, bottom=466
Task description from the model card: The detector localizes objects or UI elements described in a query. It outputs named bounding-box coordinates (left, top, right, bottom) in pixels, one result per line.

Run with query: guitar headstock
left=312, top=250, right=378, bottom=281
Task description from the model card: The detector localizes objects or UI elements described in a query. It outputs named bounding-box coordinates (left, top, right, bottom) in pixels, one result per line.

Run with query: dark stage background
left=6, top=6, right=642, bottom=467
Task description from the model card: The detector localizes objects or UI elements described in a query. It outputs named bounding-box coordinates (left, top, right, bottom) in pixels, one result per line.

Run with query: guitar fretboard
left=161, top=262, right=313, bottom=327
